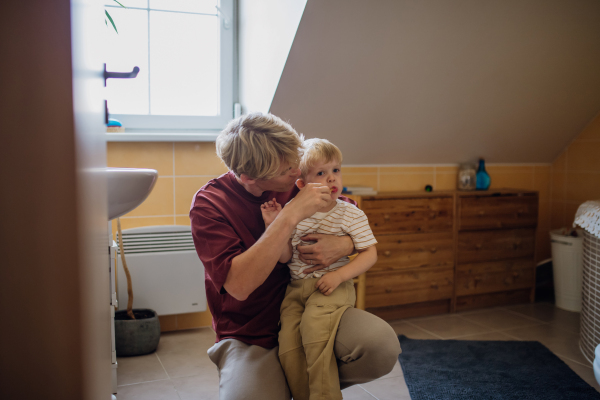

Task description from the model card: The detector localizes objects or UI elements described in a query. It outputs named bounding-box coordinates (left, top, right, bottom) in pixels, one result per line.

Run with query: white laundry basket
left=550, top=229, right=583, bottom=312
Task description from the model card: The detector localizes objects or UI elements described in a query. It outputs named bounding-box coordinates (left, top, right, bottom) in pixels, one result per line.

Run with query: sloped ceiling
left=270, top=0, right=600, bottom=164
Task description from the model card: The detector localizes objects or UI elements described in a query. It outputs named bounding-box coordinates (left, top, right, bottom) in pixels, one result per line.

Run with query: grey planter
left=115, top=309, right=161, bottom=357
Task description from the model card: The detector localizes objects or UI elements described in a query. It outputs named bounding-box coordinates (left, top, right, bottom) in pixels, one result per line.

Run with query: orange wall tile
left=434, top=173, right=457, bottom=191
left=174, top=142, right=228, bottom=176
left=123, top=177, right=174, bottom=218
left=343, top=173, right=379, bottom=189
left=379, top=173, right=435, bottom=192
left=107, top=142, right=174, bottom=176
left=549, top=111, right=600, bottom=239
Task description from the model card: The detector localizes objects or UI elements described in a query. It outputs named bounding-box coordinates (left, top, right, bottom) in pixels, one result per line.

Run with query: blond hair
left=216, top=113, right=304, bottom=180
left=299, top=138, right=343, bottom=178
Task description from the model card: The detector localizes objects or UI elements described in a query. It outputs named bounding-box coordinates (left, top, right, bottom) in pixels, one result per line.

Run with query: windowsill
left=106, top=131, right=220, bottom=142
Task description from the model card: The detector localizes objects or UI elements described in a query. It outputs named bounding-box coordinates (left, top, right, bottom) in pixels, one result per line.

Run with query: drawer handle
left=430, top=248, right=437, bottom=254
left=385, top=287, right=392, bottom=293
left=383, top=214, right=391, bottom=221
left=430, top=282, right=438, bottom=289
left=383, top=250, right=392, bottom=257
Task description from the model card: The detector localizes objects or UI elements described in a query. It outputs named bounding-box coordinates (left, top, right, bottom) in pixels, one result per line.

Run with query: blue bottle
left=476, top=159, right=490, bottom=190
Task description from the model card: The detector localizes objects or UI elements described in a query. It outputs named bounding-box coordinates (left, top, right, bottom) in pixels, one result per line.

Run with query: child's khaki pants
left=278, top=278, right=356, bottom=400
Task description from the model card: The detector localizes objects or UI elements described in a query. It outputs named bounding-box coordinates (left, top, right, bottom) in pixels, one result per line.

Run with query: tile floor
left=114, top=302, right=600, bottom=399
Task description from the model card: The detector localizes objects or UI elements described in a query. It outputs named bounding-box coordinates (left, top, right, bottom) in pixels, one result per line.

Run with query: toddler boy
left=261, top=138, right=378, bottom=400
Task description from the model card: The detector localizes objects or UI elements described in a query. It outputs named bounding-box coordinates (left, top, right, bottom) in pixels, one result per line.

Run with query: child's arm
left=261, top=198, right=294, bottom=263
left=315, top=245, right=377, bottom=296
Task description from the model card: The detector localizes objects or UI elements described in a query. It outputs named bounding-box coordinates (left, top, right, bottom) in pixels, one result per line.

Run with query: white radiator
left=116, top=225, right=206, bottom=316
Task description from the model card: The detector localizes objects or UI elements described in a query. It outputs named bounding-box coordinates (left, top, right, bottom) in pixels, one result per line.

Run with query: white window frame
left=106, top=0, right=235, bottom=142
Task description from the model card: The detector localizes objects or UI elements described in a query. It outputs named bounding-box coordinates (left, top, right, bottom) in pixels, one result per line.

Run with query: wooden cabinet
left=362, top=197, right=453, bottom=234
left=455, top=191, right=538, bottom=311
left=356, top=193, right=456, bottom=320
left=350, top=189, right=538, bottom=320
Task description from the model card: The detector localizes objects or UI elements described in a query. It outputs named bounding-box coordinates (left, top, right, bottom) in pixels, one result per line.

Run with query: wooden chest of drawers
left=454, top=191, right=538, bottom=311
left=349, top=189, right=538, bottom=320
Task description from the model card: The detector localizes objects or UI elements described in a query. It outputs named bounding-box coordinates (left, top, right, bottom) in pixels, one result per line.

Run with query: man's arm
left=224, top=183, right=331, bottom=301
left=224, top=212, right=297, bottom=300
left=279, top=240, right=293, bottom=263
left=297, top=233, right=355, bottom=274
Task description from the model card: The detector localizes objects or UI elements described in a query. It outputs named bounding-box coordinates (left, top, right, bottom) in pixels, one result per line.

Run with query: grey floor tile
left=341, top=385, right=378, bottom=399
left=560, top=356, right=600, bottom=393
left=506, top=302, right=580, bottom=333
left=503, top=323, right=589, bottom=365
left=172, top=372, right=220, bottom=400
left=503, top=302, right=557, bottom=321
left=380, top=361, right=403, bottom=379
left=116, top=379, right=179, bottom=400
left=116, top=353, right=168, bottom=386
left=157, top=347, right=217, bottom=379
left=458, top=309, right=543, bottom=331
left=408, top=314, right=493, bottom=339
left=157, top=327, right=216, bottom=354
left=388, top=320, right=440, bottom=339
left=360, top=376, right=411, bottom=400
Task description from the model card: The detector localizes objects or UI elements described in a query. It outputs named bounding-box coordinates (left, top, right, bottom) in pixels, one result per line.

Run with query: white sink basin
left=107, top=168, right=158, bottom=220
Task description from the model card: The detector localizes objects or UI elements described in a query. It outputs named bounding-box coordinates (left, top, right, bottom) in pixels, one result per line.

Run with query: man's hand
left=283, top=182, right=331, bottom=224
left=297, top=233, right=354, bottom=273
left=260, top=198, right=282, bottom=227
left=315, top=271, right=344, bottom=296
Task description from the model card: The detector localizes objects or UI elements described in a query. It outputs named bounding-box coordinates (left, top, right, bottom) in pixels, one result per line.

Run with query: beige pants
left=207, top=307, right=401, bottom=400
left=278, top=278, right=356, bottom=400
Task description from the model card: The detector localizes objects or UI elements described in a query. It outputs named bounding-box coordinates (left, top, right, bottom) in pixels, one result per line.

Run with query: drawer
left=362, top=197, right=453, bottom=235
left=457, top=229, right=535, bottom=264
left=456, top=258, right=535, bottom=296
left=372, top=232, right=454, bottom=272
left=365, top=268, right=453, bottom=308
left=459, top=195, right=538, bottom=231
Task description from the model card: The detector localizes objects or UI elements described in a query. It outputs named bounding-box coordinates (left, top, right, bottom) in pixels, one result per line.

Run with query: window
left=104, top=0, right=234, bottom=140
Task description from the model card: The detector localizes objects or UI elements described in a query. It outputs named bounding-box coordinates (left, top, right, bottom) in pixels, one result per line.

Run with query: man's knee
left=335, top=308, right=401, bottom=379
left=209, top=339, right=292, bottom=400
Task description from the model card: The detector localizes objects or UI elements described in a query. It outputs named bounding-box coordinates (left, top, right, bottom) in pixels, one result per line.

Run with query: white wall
left=270, top=0, right=600, bottom=165
left=238, top=0, right=307, bottom=114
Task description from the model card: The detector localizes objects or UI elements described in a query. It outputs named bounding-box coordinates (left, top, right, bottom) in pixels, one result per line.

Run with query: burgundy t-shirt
left=190, top=171, right=354, bottom=349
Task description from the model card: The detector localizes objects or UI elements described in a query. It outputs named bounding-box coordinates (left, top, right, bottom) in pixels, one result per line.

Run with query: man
left=190, top=112, right=400, bottom=399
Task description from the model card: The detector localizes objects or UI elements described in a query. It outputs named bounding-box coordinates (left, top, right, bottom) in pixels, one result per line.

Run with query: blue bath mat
left=398, top=335, right=600, bottom=399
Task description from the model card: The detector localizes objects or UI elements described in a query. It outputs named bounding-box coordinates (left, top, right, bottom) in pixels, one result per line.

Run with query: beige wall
left=108, top=142, right=557, bottom=329
left=551, top=112, right=600, bottom=231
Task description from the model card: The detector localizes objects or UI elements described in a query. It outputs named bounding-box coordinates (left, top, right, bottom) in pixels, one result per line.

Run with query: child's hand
left=315, top=271, right=344, bottom=296
left=261, top=198, right=282, bottom=227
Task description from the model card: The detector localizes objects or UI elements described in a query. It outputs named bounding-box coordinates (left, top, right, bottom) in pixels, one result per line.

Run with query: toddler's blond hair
left=299, top=138, right=343, bottom=178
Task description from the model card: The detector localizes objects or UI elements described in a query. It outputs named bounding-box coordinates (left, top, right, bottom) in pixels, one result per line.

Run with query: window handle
left=215, top=6, right=231, bottom=29
left=104, top=64, right=139, bottom=87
